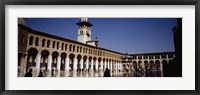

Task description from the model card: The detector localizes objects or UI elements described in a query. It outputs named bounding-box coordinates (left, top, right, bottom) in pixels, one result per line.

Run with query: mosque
left=18, top=18, right=178, bottom=77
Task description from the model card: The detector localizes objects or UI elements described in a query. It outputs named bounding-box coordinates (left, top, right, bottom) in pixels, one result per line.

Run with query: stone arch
left=83, top=55, right=87, bottom=69
left=69, top=53, right=75, bottom=71
left=77, top=54, right=82, bottom=71
left=60, top=52, right=67, bottom=71
left=88, top=56, right=92, bottom=70
left=40, top=50, right=49, bottom=70
left=98, top=57, right=102, bottom=69
left=52, top=51, right=59, bottom=69
left=162, top=60, right=168, bottom=73
left=150, top=60, right=154, bottom=70
left=138, top=61, right=142, bottom=69
left=133, top=61, right=137, bottom=70
left=144, top=60, right=148, bottom=70
left=155, top=60, right=160, bottom=70
left=93, top=57, right=97, bottom=70
left=27, top=48, right=38, bottom=71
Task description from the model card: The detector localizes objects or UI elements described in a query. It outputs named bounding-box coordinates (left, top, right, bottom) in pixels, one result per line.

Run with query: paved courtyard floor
left=28, top=70, right=163, bottom=77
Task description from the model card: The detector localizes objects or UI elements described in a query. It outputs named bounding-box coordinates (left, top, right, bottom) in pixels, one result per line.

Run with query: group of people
left=24, top=69, right=47, bottom=77
left=24, top=68, right=111, bottom=77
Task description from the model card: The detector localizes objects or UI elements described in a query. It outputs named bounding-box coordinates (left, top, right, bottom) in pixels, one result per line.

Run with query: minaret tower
left=76, top=18, right=93, bottom=44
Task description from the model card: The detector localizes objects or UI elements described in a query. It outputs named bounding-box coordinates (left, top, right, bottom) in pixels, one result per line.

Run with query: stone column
left=95, top=60, right=98, bottom=72
left=104, top=61, right=106, bottom=70
left=91, top=60, right=93, bottom=71
left=19, top=54, right=27, bottom=77
left=73, top=58, right=78, bottom=71
left=100, top=60, right=103, bottom=71
left=160, top=62, right=163, bottom=77
left=110, top=61, right=112, bottom=71
left=47, top=55, right=52, bottom=77
left=56, top=56, right=61, bottom=77
left=114, top=63, right=117, bottom=71
left=86, top=59, right=89, bottom=70
left=65, top=56, right=70, bottom=71
left=80, top=59, right=84, bottom=71
left=107, top=61, right=110, bottom=69
left=36, top=53, right=41, bottom=77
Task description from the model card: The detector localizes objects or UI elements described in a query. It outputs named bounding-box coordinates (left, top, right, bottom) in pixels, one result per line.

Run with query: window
left=35, top=37, right=39, bottom=46
left=138, top=56, right=142, bottom=59
left=161, top=55, right=166, bottom=58
left=80, top=47, right=82, bottom=53
left=65, top=44, right=68, bottom=51
left=73, top=45, right=75, bottom=52
left=77, top=46, right=79, bottom=53
left=155, top=55, right=160, bottom=59
left=80, top=30, right=83, bottom=35
left=47, top=40, right=50, bottom=47
left=61, top=43, right=64, bottom=50
left=83, top=48, right=85, bottom=53
left=53, top=41, right=55, bottom=48
left=69, top=44, right=72, bottom=51
left=168, top=54, right=174, bottom=58
left=29, top=36, right=33, bottom=45
left=42, top=39, right=45, bottom=47
left=57, top=42, right=59, bottom=49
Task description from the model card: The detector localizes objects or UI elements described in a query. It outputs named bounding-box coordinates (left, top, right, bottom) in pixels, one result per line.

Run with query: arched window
left=57, top=42, right=59, bottom=49
left=65, top=44, right=68, bottom=51
left=80, top=47, right=82, bottom=53
left=47, top=40, right=50, bottom=47
left=61, top=43, right=64, bottom=50
left=77, top=46, right=79, bottom=53
left=73, top=45, right=75, bottom=52
left=42, top=39, right=45, bottom=47
left=83, top=48, right=85, bottom=53
left=80, top=30, right=83, bottom=35
left=29, top=36, right=33, bottom=45
left=35, top=37, right=39, bottom=46
left=53, top=41, right=55, bottom=48
left=69, top=44, right=72, bottom=51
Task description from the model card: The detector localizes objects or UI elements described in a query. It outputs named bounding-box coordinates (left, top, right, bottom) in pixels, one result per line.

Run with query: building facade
left=18, top=18, right=175, bottom=77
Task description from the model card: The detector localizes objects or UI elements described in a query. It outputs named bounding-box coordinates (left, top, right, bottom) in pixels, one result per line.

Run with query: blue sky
left=23, top=18, right=177, bottom=54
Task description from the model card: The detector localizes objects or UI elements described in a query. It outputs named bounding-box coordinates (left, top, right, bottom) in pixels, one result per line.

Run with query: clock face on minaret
left=76, top=18, right=93, bottom=44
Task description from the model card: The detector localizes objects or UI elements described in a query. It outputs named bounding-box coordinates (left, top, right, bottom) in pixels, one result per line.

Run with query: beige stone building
left=18, top=18, right=175, bottom=77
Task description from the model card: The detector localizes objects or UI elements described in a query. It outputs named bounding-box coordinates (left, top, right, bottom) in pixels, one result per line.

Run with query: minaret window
left=80, top=30, right=83, bottom=35
left=86, top=31, right=90, bottom=37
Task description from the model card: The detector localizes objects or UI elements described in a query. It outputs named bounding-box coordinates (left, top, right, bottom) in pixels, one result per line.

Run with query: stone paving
left=21, top=70, right=163, bottom=77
